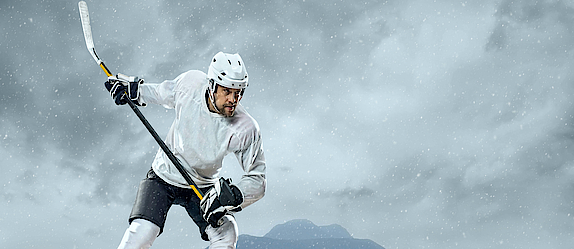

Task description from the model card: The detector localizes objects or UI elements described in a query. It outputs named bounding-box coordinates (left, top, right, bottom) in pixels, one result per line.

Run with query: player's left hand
left=200, top=178, right=243, bottom=228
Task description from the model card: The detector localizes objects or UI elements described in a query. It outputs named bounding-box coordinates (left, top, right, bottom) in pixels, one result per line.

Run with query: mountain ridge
left=234, top=219, right=385, bottom=249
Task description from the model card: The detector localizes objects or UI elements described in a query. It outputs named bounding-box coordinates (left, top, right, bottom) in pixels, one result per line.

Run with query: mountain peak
left=264, top=219, right=352, bottom=240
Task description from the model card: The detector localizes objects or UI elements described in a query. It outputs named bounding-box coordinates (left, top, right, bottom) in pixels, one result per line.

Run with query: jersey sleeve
left=232, top=124, right=267, bottom=209
left=139, top=72, right=188, bottom=109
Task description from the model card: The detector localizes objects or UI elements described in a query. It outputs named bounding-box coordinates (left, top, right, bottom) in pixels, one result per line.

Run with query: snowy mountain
left=235, top=219, right=385, bottom=249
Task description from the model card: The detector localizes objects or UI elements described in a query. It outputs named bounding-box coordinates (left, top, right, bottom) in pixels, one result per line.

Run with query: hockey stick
left=78, top=1, right=204, bottom=200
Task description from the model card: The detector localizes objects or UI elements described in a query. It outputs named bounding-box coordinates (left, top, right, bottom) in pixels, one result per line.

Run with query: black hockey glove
left=104, top=73, right=145, bottom=106
left=200, top=178, right=244, bottom=228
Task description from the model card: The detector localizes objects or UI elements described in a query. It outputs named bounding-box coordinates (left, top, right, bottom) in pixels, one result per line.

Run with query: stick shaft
left=125, top=98, right=204, bottom=199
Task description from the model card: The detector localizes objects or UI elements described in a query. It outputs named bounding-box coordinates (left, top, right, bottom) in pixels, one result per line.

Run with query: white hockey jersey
left=139, top=70, right=266, bottom=208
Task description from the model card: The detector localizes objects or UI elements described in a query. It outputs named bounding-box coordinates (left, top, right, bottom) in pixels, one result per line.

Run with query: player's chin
left=222, top=106, right=236, bottom=117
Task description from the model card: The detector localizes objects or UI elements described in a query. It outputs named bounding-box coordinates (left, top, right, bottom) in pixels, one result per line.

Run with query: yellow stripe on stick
left=191, top=185, right=203, bottom=200
left=100, top=62, right=112, bottom=76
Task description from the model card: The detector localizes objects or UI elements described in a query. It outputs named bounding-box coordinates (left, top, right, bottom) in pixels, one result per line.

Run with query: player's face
left=214, top=85, right=243, bottom=117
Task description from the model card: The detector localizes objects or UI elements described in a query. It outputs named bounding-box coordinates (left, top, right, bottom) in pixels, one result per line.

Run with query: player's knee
left=117, top=219, right=160, bottom=249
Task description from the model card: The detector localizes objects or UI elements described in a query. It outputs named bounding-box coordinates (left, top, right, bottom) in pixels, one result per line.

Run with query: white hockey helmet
left=207, top=52, right=248, bottom=90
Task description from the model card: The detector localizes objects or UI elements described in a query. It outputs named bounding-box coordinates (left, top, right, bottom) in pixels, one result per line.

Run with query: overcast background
left=2, top=0, right=574, bottom=248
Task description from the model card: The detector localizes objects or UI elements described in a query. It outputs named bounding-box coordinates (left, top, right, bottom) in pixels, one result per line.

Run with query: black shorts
left=129, top=168, right=211, bottom=241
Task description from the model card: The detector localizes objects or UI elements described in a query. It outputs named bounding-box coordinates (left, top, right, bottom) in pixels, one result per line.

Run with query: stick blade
left=78, top=1, right=96, bottom=54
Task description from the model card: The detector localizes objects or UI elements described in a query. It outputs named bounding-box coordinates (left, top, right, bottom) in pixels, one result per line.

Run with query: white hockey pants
left=117, top=219, right=160, bottom=249
left=117, top=215, right=238, bottom=249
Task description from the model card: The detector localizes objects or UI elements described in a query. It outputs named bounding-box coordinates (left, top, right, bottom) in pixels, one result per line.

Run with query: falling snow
left=1, top=0, right=574, bottom=249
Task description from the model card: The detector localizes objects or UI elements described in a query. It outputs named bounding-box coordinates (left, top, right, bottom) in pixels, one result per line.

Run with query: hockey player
left=106, top=52, right=266, bottom=249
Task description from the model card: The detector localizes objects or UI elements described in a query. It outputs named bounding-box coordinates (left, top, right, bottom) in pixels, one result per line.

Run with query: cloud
left=2, top=0, right=574, bottom=248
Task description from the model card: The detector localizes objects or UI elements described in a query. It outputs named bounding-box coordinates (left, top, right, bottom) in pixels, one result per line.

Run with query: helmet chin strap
left=208, top=79, right=222, bottom=114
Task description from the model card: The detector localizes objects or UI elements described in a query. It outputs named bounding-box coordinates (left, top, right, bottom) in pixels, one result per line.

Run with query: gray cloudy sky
left=2, top=0, right=574, bottom=248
